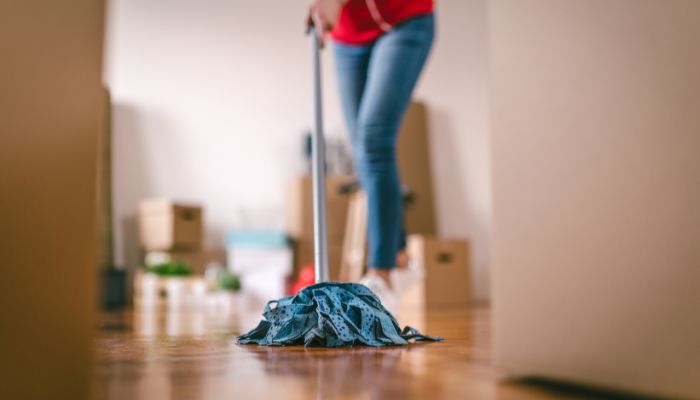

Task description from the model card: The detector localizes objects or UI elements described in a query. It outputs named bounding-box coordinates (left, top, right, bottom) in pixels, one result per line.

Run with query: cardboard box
left=138, top=199, right=202, bottom=251
left=286, top=175, right=353, bottom=278
left=400, top=235, right=471, bottom=308
left=397, top=102, right=437, bottom=235
left=132, top=270, right=209, bottom=312
left=286, top=175, right=353, bottom=240
left=339, top=191, right=367, bottom=282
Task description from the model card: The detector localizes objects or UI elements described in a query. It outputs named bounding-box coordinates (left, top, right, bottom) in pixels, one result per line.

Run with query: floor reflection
left=95, top=305, right=542, bottom=400
left=242, top=345, right=411, bottom=399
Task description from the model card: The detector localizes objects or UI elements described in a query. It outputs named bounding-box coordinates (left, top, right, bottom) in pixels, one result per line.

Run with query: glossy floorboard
left=92, top=304, right=608, bottom=400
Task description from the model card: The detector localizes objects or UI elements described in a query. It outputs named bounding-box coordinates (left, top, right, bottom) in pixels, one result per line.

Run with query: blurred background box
left=339, top=191, right=367, bottom=282
left=286, top=175, right=353, bottom=240
left=285, top=102, right=437, bottom=281
left=286, top=175, right=353, bottom=280
left=138, top=198, right=202, bottom=251
left=397, top=102, right=437, bottom=235
left=226, top=230, right=292, bottom=303
left=400, top=235, right=470, bottom=309
left=133, top=269, right=208, bottom=312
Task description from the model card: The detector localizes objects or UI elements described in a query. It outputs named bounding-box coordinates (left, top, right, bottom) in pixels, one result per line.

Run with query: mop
left=237, top=28, right=442, bottom=347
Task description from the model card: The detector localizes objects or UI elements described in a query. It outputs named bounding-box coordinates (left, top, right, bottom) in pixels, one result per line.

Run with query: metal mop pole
left=311, top=28, right=330, bottom=283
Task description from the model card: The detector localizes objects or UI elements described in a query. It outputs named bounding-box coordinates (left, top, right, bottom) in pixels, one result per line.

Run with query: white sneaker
left=390, top=258, right=425, bottom=298
left=359, top=274, right=398, bottom=316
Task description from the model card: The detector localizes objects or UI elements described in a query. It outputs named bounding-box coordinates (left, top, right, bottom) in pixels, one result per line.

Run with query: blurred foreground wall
left=0, top=1, right=105, bottom=399
left=491, top=0, right=700, bottom=397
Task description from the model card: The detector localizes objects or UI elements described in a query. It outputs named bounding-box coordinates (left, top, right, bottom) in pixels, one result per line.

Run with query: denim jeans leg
left=334, top=14, right=435, bottom=270
left=333, top=42, right=371, bottom=155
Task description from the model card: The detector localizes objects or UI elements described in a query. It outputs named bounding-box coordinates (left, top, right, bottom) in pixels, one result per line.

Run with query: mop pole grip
left=310, top=27, right=330, bottom=283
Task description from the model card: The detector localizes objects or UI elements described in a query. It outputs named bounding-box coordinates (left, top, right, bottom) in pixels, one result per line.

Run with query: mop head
left=237, top=282, right=442, bottom=347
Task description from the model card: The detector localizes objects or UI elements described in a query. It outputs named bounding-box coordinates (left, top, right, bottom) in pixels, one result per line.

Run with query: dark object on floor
left=237, top=282, right=442, bottom=347
left=101, top=267, right=127, bottom=310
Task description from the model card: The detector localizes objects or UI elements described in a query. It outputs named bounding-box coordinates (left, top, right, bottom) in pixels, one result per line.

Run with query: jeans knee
left=355, top=121, right=397, bottom=169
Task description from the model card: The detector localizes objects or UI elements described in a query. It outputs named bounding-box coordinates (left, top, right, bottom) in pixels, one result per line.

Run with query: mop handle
left=310, top=27, right=330, bottom=283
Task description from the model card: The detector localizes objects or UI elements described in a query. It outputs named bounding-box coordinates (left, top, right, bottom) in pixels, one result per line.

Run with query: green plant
left=217, top=271, right=241, bottom=292
left=145, top=261, right=192, bottom=276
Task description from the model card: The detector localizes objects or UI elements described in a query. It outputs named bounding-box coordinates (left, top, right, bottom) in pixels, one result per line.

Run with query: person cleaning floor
left=237, top=0, right=439, bottom=347
left=310, top=0, right=435, bottom=314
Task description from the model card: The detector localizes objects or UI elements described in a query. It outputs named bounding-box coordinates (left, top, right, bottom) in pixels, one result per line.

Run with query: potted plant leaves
left=145, top=261, right=193, bottom=276
left=137, top=261, right=194, bottom=311
left=214, top=270, right=242, bottom=313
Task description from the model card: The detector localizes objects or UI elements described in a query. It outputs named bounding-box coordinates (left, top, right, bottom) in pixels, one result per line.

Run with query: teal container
left=225, top=230, right=290, bottom=249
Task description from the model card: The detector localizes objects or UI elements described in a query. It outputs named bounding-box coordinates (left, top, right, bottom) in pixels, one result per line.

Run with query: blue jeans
left=333, top=14, right=434, bottom=269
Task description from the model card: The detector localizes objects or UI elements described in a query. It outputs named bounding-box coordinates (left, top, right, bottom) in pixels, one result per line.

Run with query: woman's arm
left=307, top=0, right=348, bottom=45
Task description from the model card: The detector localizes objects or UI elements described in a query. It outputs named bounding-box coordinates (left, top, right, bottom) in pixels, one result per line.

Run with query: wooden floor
left=92, top=304, right=606, bottom=400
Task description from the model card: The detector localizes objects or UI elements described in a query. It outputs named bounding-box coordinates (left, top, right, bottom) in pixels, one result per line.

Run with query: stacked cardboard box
left=138, top=199, right=202, bottom=251
left=397, top=235, right=471, bottom=329
left=286, top=175, right=354, bottom=281
left=397, top=101, right=437, bottom=235
left=397, top=103, right=471, bottom=308
left=286, top=102, right=472, bottom=309
left=132, top=269, right=209, bottom=311
left=135, top=199, right=216, bottom=311
left=137, top=198, right=207, bottom=273
left=400, top=235, right=470, bottom=306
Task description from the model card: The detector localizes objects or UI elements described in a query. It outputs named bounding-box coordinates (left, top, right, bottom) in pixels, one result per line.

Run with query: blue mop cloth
left=237, top=282, right=443, bottom=347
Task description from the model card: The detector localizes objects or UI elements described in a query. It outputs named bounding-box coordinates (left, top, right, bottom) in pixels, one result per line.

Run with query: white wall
left=105, top=0, right=491, bottom=300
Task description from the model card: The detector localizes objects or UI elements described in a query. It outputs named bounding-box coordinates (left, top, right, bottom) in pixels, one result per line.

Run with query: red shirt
left=331, top=0, right=434, bottom=45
